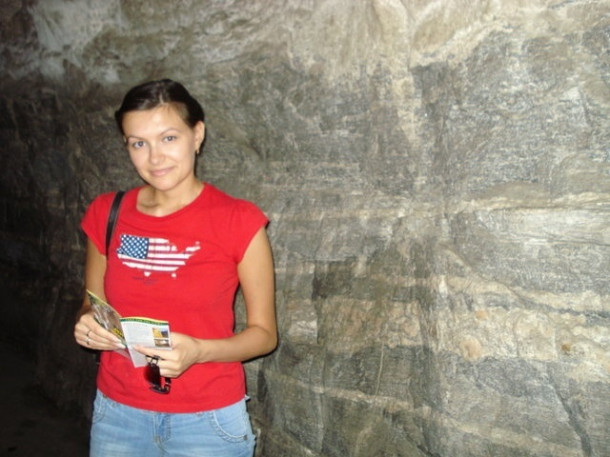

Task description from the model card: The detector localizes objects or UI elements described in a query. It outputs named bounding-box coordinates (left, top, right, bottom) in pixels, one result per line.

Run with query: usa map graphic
left=117, top=234, right=201, bottom=277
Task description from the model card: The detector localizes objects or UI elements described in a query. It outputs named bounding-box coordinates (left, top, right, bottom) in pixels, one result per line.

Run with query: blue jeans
left=90, top=391, right=256, bottom=457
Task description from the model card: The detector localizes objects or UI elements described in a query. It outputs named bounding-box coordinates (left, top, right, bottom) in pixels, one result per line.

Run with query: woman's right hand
left=74, top=309, right=124, bottom=351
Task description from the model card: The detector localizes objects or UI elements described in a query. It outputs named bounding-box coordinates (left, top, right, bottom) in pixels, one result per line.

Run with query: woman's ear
left=195, top=121, right=205, bottom=153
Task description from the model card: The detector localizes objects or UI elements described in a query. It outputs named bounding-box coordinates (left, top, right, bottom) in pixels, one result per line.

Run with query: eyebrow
left=124, top=127, right=181, bottom=141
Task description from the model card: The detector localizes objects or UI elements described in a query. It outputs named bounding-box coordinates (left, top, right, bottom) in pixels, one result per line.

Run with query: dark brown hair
left=114, top=79, right=205, bottom=135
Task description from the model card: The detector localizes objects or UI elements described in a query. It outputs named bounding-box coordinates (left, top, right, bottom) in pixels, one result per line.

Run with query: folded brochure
left=87, top=290, right=171, bottom=367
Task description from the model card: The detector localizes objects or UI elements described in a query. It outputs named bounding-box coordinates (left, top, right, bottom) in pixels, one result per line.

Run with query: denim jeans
left=90, top=391, right=256, bottom=457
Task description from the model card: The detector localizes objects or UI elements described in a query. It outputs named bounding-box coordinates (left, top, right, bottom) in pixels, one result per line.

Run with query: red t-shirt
left=81, top=184, right=268, bottom=413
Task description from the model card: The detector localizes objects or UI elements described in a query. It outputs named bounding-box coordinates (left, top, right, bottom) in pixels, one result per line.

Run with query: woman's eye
left=130, top=140, right=145, bottom=149
left=163, top=135, right=177, bottom=143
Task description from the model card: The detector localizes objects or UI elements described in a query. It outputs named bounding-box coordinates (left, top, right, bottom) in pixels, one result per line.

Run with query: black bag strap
left=105, top=191, right=125, bottom=255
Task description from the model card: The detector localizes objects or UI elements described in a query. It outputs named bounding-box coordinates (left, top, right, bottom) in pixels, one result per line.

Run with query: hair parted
left=114, top=79, right=205, bottom=135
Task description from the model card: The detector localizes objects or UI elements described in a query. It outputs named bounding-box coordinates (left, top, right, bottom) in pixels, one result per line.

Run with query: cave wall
left=0, top=1, right=608, bottom=456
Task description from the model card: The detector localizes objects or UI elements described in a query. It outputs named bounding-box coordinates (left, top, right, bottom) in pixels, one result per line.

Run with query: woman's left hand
left=134, top=332, right=204, bottom=378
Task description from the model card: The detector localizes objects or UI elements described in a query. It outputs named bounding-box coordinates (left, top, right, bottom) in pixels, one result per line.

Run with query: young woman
left=74, top=79, right=277, bottom=457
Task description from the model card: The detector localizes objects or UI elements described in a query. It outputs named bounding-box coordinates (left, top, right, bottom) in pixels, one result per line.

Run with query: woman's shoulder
left=86, top=188, right=140, bottom=213
left=203, top=183, right=257, bottom=208
left=202, top=183, right=267, bottom=222
left=92, top=187, right=140, bottom=202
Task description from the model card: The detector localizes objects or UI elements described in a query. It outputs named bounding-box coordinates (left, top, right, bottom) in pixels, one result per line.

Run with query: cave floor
left=0, top=342, right=89, bottom=456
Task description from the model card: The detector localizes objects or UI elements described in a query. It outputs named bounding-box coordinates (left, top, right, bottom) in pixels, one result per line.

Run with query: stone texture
left=1, top=1, right=608, bottom=456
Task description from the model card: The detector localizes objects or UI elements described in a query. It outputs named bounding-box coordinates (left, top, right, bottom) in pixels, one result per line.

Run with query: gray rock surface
left=1, top=1, right=608, bottom=456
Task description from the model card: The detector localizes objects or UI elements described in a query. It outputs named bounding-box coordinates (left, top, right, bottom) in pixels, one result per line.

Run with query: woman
left=74, top=79, right=277, bottom=457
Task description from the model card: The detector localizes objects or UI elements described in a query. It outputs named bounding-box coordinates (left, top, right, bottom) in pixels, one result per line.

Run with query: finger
left=158, top=364, right=180, bottom=379
left=77, top=327, right=96, bottom=344
left=77, top=331, right=122, bottom=350
left=75, top=316, right=100, bottom=339
left=74, top=321, right=90, bottom=337
left=76, top=312, right=98, bottom=330
left=86, top=325, right=124, bottom=346
left=75, top=325, right=92, bottom=345
left=134, top=345, right=169, bottom=359
left=76, top=333, right=93, bottom=348
left=75, top=312, right=120, bottom=342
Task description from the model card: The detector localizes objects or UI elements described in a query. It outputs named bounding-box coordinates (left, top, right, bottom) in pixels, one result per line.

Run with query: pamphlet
left=87, top=290, right=171, bottom=367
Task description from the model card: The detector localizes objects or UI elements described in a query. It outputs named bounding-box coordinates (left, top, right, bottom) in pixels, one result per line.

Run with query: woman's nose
left=148, top=143, right=163, bottom=164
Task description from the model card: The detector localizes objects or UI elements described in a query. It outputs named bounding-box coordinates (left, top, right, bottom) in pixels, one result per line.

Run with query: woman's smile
left=150, top=166, right=174, bottom=177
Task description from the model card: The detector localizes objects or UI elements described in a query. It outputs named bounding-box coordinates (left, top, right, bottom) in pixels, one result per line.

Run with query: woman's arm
left=208, top=226, right=277, bottom=360
left=138, top=227, right=278, bottom=378
left=74, top=239, right=124, bottom=349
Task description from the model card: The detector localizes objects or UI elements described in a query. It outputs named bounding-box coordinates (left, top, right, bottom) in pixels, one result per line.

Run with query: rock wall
left=1, top=0, right=608, bottom=456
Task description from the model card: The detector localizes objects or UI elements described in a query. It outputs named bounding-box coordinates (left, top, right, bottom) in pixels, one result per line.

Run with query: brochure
left=87, top=290, right=171, bottom=368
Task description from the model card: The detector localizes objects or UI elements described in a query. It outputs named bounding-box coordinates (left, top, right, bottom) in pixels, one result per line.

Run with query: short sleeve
left=81, top=192, right=118, bottom=255
left=230, top=200, right=269, bottom=263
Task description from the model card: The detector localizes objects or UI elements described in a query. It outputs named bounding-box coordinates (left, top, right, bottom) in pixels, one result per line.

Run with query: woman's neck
left=138, top=180, right=204, bottom=217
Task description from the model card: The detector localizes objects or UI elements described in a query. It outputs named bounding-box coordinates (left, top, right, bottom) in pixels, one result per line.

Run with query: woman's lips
left=150, top=167, right=173, bottom=177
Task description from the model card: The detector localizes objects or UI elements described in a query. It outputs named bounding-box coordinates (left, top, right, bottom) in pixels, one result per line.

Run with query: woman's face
left=122, top=104, right=205, bottom=194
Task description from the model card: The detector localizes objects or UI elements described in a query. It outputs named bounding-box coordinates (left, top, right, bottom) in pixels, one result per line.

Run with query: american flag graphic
left=117, top=234, right=201, bottom=277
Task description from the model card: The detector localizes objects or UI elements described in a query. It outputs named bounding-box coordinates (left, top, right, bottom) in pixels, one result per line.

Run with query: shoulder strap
left=105, top=191, right=125, bottom=255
